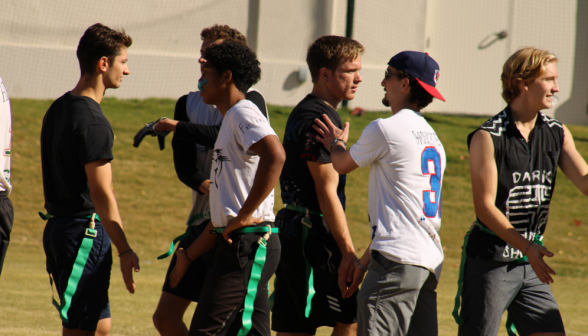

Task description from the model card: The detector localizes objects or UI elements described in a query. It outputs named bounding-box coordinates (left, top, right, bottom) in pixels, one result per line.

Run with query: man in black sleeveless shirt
left=456, top=47, right=588, bottom=335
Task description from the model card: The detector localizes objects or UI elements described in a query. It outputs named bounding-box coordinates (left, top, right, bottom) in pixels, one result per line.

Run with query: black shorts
left=162, top=221, right=214, bottom=302
left=0, top=192, right=14, bottom=277
left=272, top=209, right=357, bottom=334
left=189, top=222, right=280, bottom=336
left=43, top=217, right=112, bottom=331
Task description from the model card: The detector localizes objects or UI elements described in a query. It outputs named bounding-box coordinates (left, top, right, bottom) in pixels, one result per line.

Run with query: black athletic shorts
left=0, top=192, right=14, bottom=277
left=189, top=221, right=280, bottom=336
left=272, top=209, right=358, bottom=334
left=43, top=217, right=112, bottom=331
left=162, top=220, right=214, bottom=302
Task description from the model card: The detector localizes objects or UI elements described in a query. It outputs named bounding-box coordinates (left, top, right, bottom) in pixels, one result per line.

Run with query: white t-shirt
left=209, top=99, right=277, bottom=227
left=0, top=77, right=11, bottom=194
left=349, top=109, right=446, bottom=279
left=185, top=91, right=224, bottom=226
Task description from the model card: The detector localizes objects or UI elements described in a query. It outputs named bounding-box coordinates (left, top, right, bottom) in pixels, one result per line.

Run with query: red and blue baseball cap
left=388, top=51, right=445, bottom=102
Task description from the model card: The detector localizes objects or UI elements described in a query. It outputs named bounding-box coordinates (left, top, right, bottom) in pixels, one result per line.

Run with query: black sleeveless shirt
left=466, top=106, right=565, bottom=262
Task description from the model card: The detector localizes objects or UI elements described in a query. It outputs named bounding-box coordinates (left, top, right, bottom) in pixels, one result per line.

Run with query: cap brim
left=416, top=78, right=445, bottom=102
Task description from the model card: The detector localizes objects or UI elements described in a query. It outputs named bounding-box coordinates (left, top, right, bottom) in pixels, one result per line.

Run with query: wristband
left=329, top=139, right=347, bottom=151
left=523, top=241, right=534, bottom=256
left=118, top=249, right=133, bottom=257
left=184, top=249, right=194, bottom=263
left=356, top=259, right=367, bottom=272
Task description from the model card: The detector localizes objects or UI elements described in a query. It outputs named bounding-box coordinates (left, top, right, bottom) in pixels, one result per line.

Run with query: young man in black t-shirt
left=272, top=36, right=363, bottom=336
left=41, top=23, right=139, bottom=335
left=455, top=47, right=588, bottom=336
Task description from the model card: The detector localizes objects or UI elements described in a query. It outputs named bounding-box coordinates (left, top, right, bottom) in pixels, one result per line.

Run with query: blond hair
left=501, top=47, right=558, bottom=103
left=306, top=36, right=364, bottom=83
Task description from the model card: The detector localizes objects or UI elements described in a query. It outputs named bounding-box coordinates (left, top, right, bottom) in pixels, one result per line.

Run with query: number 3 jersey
left=466, top=106, right=564, bottom=262
left=350, top=109, right=446, bottom=280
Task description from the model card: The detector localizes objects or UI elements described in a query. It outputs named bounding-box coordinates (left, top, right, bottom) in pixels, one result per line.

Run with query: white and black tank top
left=466, top=106, right=564, bottom=262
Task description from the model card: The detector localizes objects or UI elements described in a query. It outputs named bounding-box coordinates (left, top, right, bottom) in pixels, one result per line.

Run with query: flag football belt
left=39, top=212, right=99, bottom=323
left=278, top=204, right=322, bottom=318
left=452, top=221, right=544, bottom=336
left=157, top=211, right=211, bottom=260
left=211, top=225, right=278, bottom=336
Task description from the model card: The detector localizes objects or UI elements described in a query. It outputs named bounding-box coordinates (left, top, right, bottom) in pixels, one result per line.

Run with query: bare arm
left=222, top=134, right=286, bottom=243
left=469, top=130, right=555, bottom=283
left=85, top=159, right=140, bottom=293
left=308, top=161, right=357, bottom=297
left=313, top=114, right=359, bottom=174
left=558, top=125, right=588, bottom=195
left=170, top=221, right=217, bottom=288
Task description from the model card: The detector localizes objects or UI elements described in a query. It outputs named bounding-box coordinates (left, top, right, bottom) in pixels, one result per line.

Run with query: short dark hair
left=201, top=24, right=247, bottom=45
left=306, top=36, right=364, bottom=83
left=77, top=23, right=132, bottom=76
left=202, top=41, right=261, bottom=93
left=396, top=70, right=434, bottom=110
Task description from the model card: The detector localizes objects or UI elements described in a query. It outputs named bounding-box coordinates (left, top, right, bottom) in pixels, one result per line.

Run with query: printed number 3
left=421, top=147, right=441, bottom=218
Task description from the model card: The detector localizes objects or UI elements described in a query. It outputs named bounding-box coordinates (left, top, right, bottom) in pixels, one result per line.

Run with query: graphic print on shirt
left=502, top=171, right=553, bottom=259
left=212, top=149, right=230, bottom=188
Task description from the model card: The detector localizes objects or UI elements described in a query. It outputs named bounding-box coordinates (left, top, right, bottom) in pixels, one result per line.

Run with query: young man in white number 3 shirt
left=314, top=51, right=447, bottom=336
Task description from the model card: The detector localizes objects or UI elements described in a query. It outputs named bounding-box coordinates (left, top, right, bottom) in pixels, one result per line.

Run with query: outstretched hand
left=120, top=251, right=140, bottom=294
left=526, top=243, right=556, bottom=284
left=313, top=114, right=350, bottom=149
left=222, top=215, right=264, bottom=244
left=170, top=248, right=191, bottom=288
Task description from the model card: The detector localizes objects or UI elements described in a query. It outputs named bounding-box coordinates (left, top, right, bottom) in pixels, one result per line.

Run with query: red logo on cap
left=434, top=70, right=440, bottom=84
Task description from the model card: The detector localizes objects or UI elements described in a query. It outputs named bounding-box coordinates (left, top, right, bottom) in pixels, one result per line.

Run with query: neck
left=509, top=98, right=540, bottom=125
left=310, top=84, right=341, bottom=110
left=390, top=99, right=419, bottom=115
left=70, top=74, right=106, bottom=104
left=216, top=86, right=247, bottom=117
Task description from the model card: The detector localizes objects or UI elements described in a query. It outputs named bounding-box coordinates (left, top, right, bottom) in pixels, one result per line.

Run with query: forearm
left=185, top=221, right=217, bottom=260
left=90, top=189, right=131, bottom=253
left=330, top=144, right=348, bottom=173
left=476, top=203, right=533, bottom=252
left=317, top=190, right=355, bottom=254
left=359, top=242, right=372, bottom=268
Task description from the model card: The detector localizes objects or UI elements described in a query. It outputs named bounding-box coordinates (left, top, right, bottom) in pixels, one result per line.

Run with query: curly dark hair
left=202, top=41, right=261, bottom=93
left=77, top=23, right=132, bottom=76
left=201, top=24, right=247, bottom=45
left=396, top=70, right=434, bottom=110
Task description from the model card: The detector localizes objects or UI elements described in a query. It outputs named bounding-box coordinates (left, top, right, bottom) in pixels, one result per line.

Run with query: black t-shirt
left=280, top=94, right=346, bottom=213
left=41, top=92, right=114, bottom=217
left=466, top=106, right=565, bottom=262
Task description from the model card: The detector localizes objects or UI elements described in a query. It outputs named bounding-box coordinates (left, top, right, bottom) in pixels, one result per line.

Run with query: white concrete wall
left=1, top=0, right=586, bottom=123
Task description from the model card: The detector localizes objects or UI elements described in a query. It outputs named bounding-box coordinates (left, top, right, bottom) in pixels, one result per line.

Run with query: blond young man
left=454, top=47, right=588, bottom=336
left=41, top=23, right=139, bottom=336
left=151, top=25, right=268, bottom=336
left=271, top=36, right=363, bottom=336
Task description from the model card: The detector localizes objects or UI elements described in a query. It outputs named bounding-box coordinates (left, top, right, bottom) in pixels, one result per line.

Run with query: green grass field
left=2, top=98, right=588, bottom=335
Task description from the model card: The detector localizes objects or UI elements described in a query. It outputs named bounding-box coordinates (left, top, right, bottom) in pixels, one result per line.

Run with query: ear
left=517, top=80, right=530, bottom=92
left=400, top=78, right=410, bottom=92
left=222, top=70, right=232, bottom=85
left=319, top=67, right=331, bottom=83
left=97, top=56, right=109, bottom=74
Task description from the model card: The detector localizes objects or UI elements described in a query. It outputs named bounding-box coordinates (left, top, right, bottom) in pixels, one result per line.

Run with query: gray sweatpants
left=457, top=255, right=564, bottom=336
left=357, top=251, right=438, bottom=336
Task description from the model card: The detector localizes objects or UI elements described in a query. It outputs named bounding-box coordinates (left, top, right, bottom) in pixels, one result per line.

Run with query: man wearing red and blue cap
left=314, top=51, right=446, bottom=336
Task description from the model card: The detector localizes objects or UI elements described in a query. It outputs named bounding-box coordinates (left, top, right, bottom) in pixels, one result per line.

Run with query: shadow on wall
left=283, top=70, right=305, bottom=91
left=555, top=0, right=588, bottom=125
